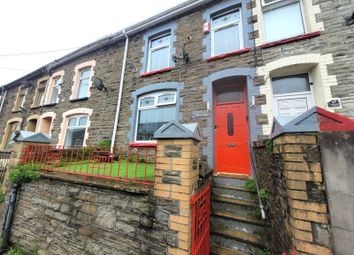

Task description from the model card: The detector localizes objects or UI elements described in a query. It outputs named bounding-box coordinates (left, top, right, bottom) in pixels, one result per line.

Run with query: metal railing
left=20, top=144, right=157, bottom=185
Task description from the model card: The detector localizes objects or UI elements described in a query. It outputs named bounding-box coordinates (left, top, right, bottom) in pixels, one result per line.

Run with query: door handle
left=227, top=143, right=236, bottom=147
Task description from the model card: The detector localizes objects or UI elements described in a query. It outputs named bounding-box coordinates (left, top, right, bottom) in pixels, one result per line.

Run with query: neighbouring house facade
left=0, top=0, right=353, bottom=176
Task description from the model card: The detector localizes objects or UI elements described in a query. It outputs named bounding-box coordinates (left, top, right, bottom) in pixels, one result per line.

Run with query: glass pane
left=151, top=34, right=170, bottom=49
left=272, top=74, right=310, bottom=94
left=212, top=10, right=240, bottom=27
left=264, top=3, right=304, bottom=42
left=78, top=116, right=87, bottom=126
left=214, top=25, right=240, bottom=55
left=216, top=86, right=243, bottom=104
left=68, top=118, right=77, bottom=127
left=64, top=128, right=86, bottom=148
left=77, top=78, right=89, bottom=98
left=140, top=96, right=155, bottom=107
left=50, top=87, right=59, bottom=104
left=227, top=113, right=234, bottom=136
left=157, top=93, right=175, bottom=105
left=137, top=106, right=176, bottom=141
left=150, top=47, right=169, bottom=71
left=80, top=69, right=91, bottom=79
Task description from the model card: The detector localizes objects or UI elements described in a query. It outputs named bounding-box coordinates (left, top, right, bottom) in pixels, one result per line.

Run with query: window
left=5, top=122, right=20, bottom=149
left=13, top=87, right=28, bottom=112
left=211, top=9, right=242, bottom=56
left=76, top=68, right=91, bottom=99
left=263, top=0, right=305, bottom=42
left=148, top=33, right=171, bottom=72
left=136, top=91, right=177, bottom=141
left=64, top=115, right=88, bottom=148
left=49, top=77, right=62, bottom=104
left=272, top=74, right=314, bottom=120
left=0, top=90, right=6, bottom=114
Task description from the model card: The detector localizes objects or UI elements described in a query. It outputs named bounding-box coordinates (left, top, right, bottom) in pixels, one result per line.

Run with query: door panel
left=214, top=88, right=250, bottom=175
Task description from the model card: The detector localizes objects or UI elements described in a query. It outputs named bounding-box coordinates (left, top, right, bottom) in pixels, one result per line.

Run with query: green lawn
left=40, top=160, right=155, bottom=181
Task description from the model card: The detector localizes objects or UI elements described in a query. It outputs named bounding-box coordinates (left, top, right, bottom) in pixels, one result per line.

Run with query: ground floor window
left=136, top=91, right=176, bottom=141
left=272, top=73, right=314, bottom=123
left=5, top=122, right=20, bottom=149
left=64, top=115, right=88, bottom=148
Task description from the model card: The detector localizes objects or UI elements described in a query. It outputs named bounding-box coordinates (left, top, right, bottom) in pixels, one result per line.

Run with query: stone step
left=212, top=209, right=264, bottom=226
left=212, top=194, right=258, bottom=208
left=211, top=226, right=266, bottom=248
left=213, top=184, right=250, bottom=193
left=210, top=244, right=247, bottom=255
left=211, top=200, right=257, bottom=219
left=213, top=176, right=248, bottom=188
left=211, top=233, right=263, bottom=255
left=212, top=186, right=257, bottom=201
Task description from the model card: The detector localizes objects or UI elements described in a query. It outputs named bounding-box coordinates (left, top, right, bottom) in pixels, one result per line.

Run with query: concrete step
left=211, top=216, right=264, bottom=237
left=211, top=226, right=266, bottom=248
left=211, top=200, right=258, bottom=219
left=213, top=176, right=248, bottom=188
left=213, top=194, right=258, bottom=208
left=212, top=209, right=264, bottom=226
left=211, top=234, right=263, bottom=255
left=210, top=244, right=246, bottom=255
left=213, top=186, right=257, bottom=201
left=213, top=184, right=250, bottom=193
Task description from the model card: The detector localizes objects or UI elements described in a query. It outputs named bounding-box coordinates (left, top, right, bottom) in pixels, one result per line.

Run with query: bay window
left=263, top=0, right=305, bottom=42
left=136, top=91, right=177, bottom=141
left=64, top=115, right=88, bottom=148
left=211, top=9, right=242, bottom=56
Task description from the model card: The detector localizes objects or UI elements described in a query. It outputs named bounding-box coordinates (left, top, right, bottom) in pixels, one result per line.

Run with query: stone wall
left=10, top=177, right=177, bottom=255
left=272, top=134, right=333, bottom=255
left=253, top=145, right=291, bottom=255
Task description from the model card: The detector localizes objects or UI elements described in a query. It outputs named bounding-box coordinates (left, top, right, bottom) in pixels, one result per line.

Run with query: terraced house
left=0, top=0, right=353, bottom=254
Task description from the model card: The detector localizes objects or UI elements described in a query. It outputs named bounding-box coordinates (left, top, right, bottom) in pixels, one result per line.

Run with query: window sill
left=70, top=97, right=89, bottom=103
left=129, top=142, right=157, bottom=147
left=140, top=67, right=173, bottom=77
left=43, top=103, right=57, bottom=107
left=12, top=110, right=21, bottom=113
left=261, top=31, right=321, bottom=49
left=207, top=48, right=252, bottom=62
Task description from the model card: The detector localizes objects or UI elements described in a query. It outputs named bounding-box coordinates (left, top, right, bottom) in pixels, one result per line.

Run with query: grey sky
left=0, top=0, right=186, bottom=86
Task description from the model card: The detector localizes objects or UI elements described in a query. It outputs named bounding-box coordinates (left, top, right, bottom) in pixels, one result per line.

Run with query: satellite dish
left=93, top=78, right=107, bottom=91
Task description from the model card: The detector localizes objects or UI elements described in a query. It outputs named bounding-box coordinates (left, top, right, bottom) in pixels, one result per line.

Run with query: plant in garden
left=0, top=190, right=5, bottom=203
left=97, top=140, right=111, bottom=147
left=5, top=246, right=24, bottom=255
left=245, top=179, right=257, bottom=193
left=265, top=139, right=274, bottom=154
left=9, top=164, right=41, bottom=184
left=257, top=249, right=271, bottom=255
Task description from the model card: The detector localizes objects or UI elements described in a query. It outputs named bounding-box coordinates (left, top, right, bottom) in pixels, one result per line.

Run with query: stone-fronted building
left=0, top=0, right=353, bottom=173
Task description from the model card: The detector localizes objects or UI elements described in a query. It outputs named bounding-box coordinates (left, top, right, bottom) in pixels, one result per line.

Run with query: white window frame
left=64, top=115, right=88, bottom=148
left=271, top=74, right=315, bottom=118
left=20, top=88, right=28, bottom=109
left=135, top=91, right=177, bottom=142
left=211, top=8, right=243, bottom=56
left=49, top=76, right=62, bottom=104
left=147, top=32, right=171, bottom=72
left=262, top=0, right=307, bottom=42
left=76, top=68, right=91, bottom=99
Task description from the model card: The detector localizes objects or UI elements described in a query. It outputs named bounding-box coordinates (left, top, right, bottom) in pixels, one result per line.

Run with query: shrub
left=0, top=190, right=4, bottom=203
left=245, top=179, right=257, bottom=193
left=9, top=164, right=41, bottom=184
left=6, top=246, right=24, bottom=255
left=98, top=140, right=111, bottom=147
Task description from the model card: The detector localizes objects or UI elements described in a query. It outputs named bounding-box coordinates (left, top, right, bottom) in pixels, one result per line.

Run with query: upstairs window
left=70, top=61, right=95, bottom=100
left=77, top=68, right=91, bottom=99
left=13, top=87, right=28, bottom=112
left=263, top=0, right=305, bottom=42
left=136, top=91, right=177, bottom=141
left=211, top=9, right=242, bottom=56
left=49, top=77, right=62, bottom=104
left=148, top=33, right=171, bottom=72
left=64, top=115, right=88, bottom=148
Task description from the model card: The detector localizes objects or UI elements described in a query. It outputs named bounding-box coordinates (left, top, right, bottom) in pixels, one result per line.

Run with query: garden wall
left=10, top=176, right=178, bottom=255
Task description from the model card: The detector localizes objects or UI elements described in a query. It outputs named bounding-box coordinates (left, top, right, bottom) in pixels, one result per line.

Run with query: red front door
left=214, top=84, right=250, bottom=176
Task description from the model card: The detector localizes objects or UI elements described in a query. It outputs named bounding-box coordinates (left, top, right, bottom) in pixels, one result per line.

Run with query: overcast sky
left=0, top=0, right=186, bottom=86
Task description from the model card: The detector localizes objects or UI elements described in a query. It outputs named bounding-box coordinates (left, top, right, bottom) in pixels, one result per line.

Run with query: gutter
left=2, top=0, right=212, bottom=89
left=110, top=30, right=129, bottom=151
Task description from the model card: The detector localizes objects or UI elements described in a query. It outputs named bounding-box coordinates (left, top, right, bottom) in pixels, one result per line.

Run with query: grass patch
left=40, top=160, right=155, bottom=181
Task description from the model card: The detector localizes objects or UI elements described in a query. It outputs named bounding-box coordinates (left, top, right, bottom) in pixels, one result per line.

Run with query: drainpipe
left=110, top=30, right=129, bottom=152
left=0, top=90, right=7, bottom=114
left=1, top=184, right=20, bottom=252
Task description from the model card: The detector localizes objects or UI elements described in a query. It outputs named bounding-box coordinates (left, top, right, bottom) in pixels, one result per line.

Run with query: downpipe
left=249, top=145, right=266, bottom=220
left=0, top=184, right=20, bottom=253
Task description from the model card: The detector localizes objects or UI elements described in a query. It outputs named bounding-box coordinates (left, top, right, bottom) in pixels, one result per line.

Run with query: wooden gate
left=0, top=151, right=11, bottom=184
left=191, top=183, right=211, bottom=255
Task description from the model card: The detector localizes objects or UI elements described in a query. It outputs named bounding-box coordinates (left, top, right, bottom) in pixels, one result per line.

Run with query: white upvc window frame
left=76, top=68, right=91, bottom=99
left=64, top=115, right=88, bottom=148
left=147, top=32, right=171, bottom=72
left=271, top=73, right=315, bottom=118
left=49, top=76, right=62, bottom=104
left=211, top=8, right=243, bottom=57
left=135, top=91, right=177, bottom=142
